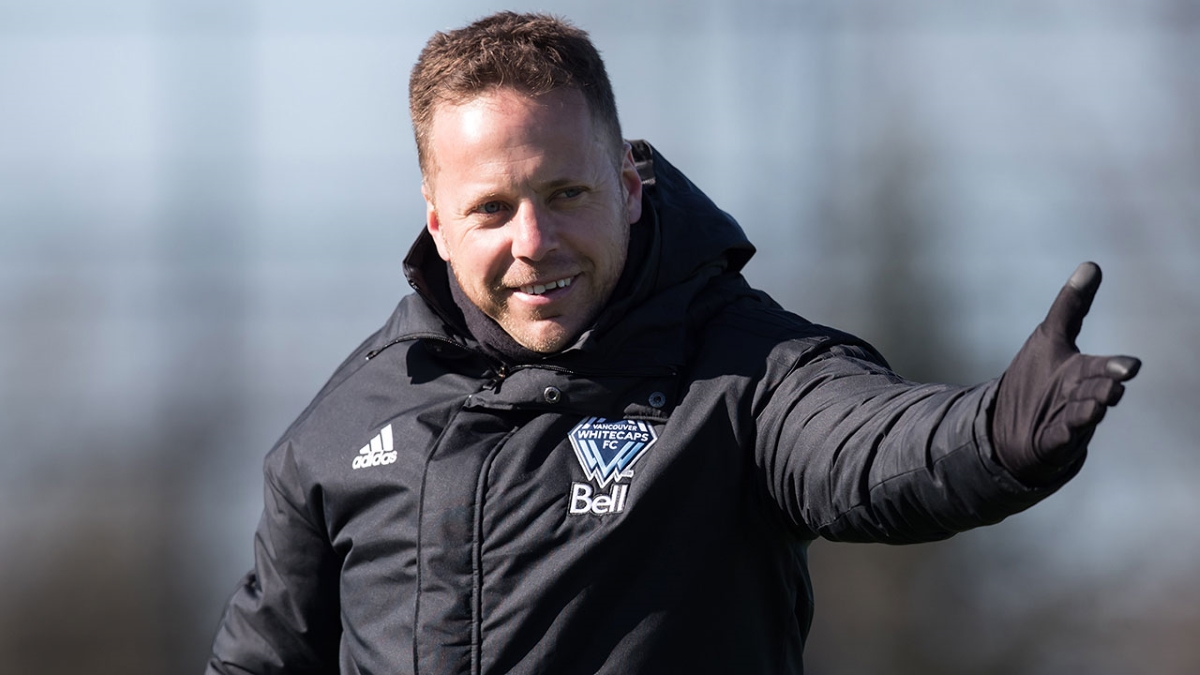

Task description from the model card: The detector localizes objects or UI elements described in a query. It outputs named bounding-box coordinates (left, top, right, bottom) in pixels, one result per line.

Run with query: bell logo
left=568, top=482, right=630, bottom=515
left=566, top=417, right=657, bottom=516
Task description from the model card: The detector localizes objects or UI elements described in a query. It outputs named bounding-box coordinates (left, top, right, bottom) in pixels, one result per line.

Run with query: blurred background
left=2, top=0, right=1197, bottom=673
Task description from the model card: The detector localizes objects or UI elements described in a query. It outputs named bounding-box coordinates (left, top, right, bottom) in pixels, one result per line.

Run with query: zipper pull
left=486, top=364, right=509, bottom=390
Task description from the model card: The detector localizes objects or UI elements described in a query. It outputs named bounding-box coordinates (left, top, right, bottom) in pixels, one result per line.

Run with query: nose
left=509, top=201, right=557, bottom=262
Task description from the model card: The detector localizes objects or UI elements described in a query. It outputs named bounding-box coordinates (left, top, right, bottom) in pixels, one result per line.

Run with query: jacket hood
left=626, top=140, right=754, bottom=294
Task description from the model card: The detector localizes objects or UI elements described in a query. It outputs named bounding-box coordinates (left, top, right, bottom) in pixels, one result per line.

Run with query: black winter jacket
left=208, top=142, right=1064, bottom=675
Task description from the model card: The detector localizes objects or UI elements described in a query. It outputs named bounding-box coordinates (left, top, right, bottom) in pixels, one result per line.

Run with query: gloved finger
left=1063, top=398, right=1107, bottom=432
left=1078, top=354, right=1115, bottom=378
left=1071, top=377, right=1125, bottom=407
left=1043, top=262, right=1102, bottom=345
left=1036, top=421, right=1072, bottom=459
left=1037, top=419, right=1098, bottom=465
left=1036, top=408, right=1103, bottom=467
left=1077, top=353, right=1139, bottom=385
left=1038, top=399, right=1105, bottom=454
left=1106, top=355, right=1141, bottom=381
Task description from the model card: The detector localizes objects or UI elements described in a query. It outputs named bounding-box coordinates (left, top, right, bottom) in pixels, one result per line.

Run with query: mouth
left=518, top=276, right=574, bottom=296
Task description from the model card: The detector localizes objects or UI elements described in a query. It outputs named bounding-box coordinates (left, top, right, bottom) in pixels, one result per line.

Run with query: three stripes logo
left=352, top=424, right=397, bottom=470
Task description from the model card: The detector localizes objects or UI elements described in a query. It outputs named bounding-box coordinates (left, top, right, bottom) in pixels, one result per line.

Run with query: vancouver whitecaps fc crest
left=568, top=417, right=657, bottom=488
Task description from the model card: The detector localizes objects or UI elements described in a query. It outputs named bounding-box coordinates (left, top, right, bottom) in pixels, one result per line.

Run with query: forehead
left=437, top=87, right=591, bottom=136
left=424, top=88, right=610, bottom=188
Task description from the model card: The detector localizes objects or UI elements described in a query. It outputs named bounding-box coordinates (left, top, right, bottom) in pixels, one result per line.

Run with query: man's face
left=422, top=87, right=643, bottom=353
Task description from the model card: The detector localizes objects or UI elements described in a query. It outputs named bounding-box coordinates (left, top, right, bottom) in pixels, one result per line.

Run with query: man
left=208, top=11, right=1140, bottom=674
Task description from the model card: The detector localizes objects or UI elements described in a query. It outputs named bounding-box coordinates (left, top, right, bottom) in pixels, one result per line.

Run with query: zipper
left=365, top=333, right=465, bottom=360
left=365, top=333, right=515, bottom=394
left=367, top=335, right=678, bottom=387
left=504, top=362, right=679, bottom=379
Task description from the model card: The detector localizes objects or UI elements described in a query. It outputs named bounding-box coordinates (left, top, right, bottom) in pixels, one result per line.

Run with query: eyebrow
left=467, top=176, right=586, bottom=205
left=455, top=171, right=596, bottom=214
left=536, top=178, right=580, bottom=191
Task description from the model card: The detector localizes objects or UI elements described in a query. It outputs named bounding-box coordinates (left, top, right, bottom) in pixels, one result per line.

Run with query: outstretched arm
left=756, top=262, right=1140, bottom=543
left=991, top=262, right=1141, bottom=483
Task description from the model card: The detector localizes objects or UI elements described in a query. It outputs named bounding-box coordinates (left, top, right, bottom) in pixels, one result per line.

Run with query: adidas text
left=352, top=424, right=397, bottom=470
left=568, top=482, right=629, bottom=515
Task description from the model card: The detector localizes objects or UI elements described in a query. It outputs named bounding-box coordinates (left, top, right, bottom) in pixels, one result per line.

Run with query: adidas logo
left=352, top=424, right=397, bottom=470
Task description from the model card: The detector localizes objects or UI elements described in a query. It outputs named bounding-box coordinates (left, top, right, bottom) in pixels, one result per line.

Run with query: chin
left=516, top=333, right=571, bottom=354
left=509, top=322, right=577, bottom=354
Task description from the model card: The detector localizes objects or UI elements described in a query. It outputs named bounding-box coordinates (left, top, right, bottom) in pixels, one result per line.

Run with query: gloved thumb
left=1043, top=261, right=1102, bottom=347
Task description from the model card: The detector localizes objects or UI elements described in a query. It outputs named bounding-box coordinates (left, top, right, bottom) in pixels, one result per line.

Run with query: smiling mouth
left=519, top=277, right=573, bottom=296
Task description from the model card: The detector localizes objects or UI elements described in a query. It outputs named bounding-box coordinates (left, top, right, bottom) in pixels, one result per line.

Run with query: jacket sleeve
left=207, top=441, right=341, bottom=674
left=755, top=344, right=1076, bottom=544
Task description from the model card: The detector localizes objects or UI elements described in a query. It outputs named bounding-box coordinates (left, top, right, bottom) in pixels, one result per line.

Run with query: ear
left=619, top=143, right=643, bottom=224
left=422, top=182, right=452, bottom=261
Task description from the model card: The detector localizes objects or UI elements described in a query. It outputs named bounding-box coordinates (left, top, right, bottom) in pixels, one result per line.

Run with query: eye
left=475, top=200, right=507, bottom=215
left=555, top=186, right=586, bottom=200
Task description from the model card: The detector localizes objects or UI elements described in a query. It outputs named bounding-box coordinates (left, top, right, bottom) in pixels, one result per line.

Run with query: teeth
left=520, top=277, right=572, bottom=296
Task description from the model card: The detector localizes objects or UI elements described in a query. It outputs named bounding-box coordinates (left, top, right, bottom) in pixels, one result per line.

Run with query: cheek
left=601, top=213, right=632, bottom=268
left=571, top=235, right=625, bottom=293
left=454, top=233, right=513, bottom=284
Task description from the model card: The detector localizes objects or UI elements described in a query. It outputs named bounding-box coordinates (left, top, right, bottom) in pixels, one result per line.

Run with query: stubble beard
left=452, top=202, right=632, bottom=354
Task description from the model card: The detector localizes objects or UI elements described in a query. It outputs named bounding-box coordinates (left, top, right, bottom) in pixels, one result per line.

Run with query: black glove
left=992, top=262, right=1141, bottom=483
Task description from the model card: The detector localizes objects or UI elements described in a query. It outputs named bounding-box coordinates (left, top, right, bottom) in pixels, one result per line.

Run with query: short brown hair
left=409, top=11, right=623, bottom=175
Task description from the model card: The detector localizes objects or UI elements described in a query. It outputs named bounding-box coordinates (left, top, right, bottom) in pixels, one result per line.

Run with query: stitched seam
left=411, top=402, right=468, bottom=675
left=471, top=428, right=518, bottom=675
left=815, top=439, right=976, bottom=533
